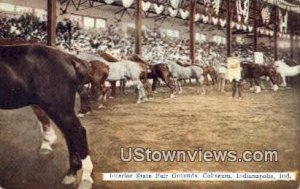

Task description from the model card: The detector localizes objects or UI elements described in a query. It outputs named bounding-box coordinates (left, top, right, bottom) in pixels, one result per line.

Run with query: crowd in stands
left=0, top=13, right=298, bottom=66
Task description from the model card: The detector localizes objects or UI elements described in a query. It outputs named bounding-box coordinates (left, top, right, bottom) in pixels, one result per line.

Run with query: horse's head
left=265, top=65, right=280, bottom=85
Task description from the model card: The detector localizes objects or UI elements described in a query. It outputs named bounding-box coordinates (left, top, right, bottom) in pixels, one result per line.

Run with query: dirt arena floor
left=0, top=83, right=299, bottom=189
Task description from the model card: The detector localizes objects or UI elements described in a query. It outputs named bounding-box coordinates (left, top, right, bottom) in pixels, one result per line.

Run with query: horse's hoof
left=142, top=98, right=149, bottom=102
left=255, top=86, right=261, bottom=93
left=109, top=96, right=115, bottom=99
left=62, top=174, right=77, bottom=185
left=77, top=180, right=93, bottom=189
left=40, top=141, right=53, bottom=155
left=39, top=148, right=52, bottom=155
left=98, top=105, right=106, bottom=109
left=178, top=91, right=183, bottom=94
left=40, top=144, right=53, bottom=155
left=170, top=94, right=176, bottom=98
left=273, top=85, right=279, bottom=91
left=249, top=87, right=254, bottom=91
left=77, top=113, right=85, bottom=118
left=43, top=129, right=57, bottom=145
left=136, top=100, right=142, bottom=104
left=153, top=91, right=158, bottom=94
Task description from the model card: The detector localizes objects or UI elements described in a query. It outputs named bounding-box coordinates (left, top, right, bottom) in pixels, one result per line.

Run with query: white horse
left=167, top=61, right=206, bottom=94
left=274, top=60, right=300, bottom=87
left=77, top=52, right=148, bottom=103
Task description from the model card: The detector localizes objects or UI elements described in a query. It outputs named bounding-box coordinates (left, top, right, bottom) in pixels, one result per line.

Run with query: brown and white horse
left=202, top=65, right=218, bottom=85
left=241, top=62, right=280, bottom=93
left=0, top=44, right=93, bottom=189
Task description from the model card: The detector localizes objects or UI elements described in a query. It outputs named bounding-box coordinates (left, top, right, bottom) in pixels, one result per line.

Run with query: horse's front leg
left=178, top=79, right=183, bottom=94
left=100, top=84, right=110, bottom=108
left=77, top=85, right=92, bottom=118
left=249, top=79, right=255, bottom=91
left=212, top=73, right=218, bottom=85
left=281, top=75, right=287, bottom=87
left=254, top=78, right=261, bottom=93
left=134, top=80, right=148, bottom=104
left=32, top=106, right=57, bottom=154
left=110, top=81, right=117, bottom=98
left=203, top=73, right=209, bottom=86
left=120, top=79, right=127, bottom=96
left=217, top=74, right=222, bottom=92
left=44, top=107, right=93, bottom=188
left=198, top=76, right=206, bottom=95
left=164, top=75, right=176, bottom=98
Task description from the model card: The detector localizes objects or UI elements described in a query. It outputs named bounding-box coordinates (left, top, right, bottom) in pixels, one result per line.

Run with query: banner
left=227, top=57, right=241, bottom=81
left=254, top=52, right=264, bottom=64
left=103, top=172, right=297, bottom=181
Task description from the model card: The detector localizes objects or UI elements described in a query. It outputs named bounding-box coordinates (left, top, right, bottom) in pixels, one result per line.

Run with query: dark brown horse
left=241, top=62, right=279, bottom=93
left=0, top=44, right=93, bottom=188
left=148, top=63, right=176, bottom=97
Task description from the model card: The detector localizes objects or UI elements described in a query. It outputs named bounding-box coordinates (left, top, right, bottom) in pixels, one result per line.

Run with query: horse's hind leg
left=43, top=107, right=93, bottom=188
left=31, top=105, right=57, bottom=154
left=152, top=77, right=159, bottom=93
left=142, top=77, right=152, bottom=98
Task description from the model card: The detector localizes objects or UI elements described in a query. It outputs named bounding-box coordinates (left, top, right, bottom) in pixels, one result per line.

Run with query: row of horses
left=0, top=44, right=299, bottom=189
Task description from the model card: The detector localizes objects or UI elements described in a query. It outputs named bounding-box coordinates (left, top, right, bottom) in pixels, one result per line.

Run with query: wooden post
left=189, top=0, right=196, bottom=64
left=253, top=0, right=258, bottom=52
left=290, top=13, right=294, bottom=59
left=135, top=0, right=142, bottom=55
left=274, top=6, right=279, bottom=60
left=47, top=0, right=56, bottom=46
left=226, top=0, right=232, bottom=57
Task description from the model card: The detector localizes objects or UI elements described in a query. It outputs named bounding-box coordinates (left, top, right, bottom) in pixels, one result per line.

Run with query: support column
left=135, top=0, right=142, bottom=55
left=189, top=0, right=196, bottom=64
left=290, top=15, right=294, bottom=59
left=274, top=6, right=279, bottom=60
left=47, top=0, right=56, bottom=46
left=253, top=0, right=258, bottom=52
left=226, top=0, right=232, bottom=57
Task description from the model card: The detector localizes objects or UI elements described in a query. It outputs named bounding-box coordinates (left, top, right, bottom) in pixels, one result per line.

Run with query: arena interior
left=0, top=0, right=300, bottom=189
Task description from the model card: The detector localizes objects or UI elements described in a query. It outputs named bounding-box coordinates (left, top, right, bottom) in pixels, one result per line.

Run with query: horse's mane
left=99, top=52, right=119, bottom=62
left=128, top=54, right=150, bottom=66
left=176, top=60, right=192, bottom=67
